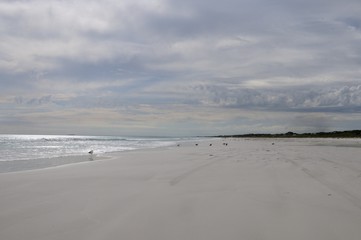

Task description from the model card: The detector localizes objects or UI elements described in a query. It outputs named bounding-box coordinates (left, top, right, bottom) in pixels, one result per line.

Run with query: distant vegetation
left=217, top=130, right=361, bottom=138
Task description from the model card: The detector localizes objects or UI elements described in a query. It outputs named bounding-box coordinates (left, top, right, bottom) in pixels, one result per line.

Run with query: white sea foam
left=0, top=134, right=196, bottom=173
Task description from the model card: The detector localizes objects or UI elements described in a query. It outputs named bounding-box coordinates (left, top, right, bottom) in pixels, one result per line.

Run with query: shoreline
left=1, top=137, right=360, bottom=174
left=0, top=139, right=198, bottom=174
left=0, top=154, right=107, bottom=174
left=1, top=138, right=361, bottom=240
left=0, top=134, right=191, bottom=174
left=1, top=137, right=359, bottom=174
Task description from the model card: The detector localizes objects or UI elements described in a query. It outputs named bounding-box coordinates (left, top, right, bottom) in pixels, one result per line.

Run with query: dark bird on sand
left=88, top=150, right=93, bottom=154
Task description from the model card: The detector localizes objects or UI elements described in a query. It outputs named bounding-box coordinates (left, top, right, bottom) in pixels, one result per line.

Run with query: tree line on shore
left=216, top=130, right=361, bottom=138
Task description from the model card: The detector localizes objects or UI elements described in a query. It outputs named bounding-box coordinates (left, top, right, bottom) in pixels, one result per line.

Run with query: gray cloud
left=1, top=0, right=361, bottom=135
left=14, top=95, right=52, bottom=105
left=185, top=84, right=361, bottom=111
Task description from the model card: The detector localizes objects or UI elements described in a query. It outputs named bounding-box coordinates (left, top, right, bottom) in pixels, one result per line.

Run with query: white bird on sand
left=88, top=150, right=93, bottom=154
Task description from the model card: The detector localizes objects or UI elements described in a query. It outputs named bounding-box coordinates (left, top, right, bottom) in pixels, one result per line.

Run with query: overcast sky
left=1, top=0, right=361, bottom=136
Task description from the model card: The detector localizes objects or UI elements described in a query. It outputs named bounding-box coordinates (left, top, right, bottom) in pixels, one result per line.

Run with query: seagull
left=88, top=150, right=93, bottom=154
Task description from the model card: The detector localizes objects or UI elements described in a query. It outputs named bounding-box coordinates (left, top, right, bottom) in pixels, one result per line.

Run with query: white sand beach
left=1, top=138, right=361, bottom=240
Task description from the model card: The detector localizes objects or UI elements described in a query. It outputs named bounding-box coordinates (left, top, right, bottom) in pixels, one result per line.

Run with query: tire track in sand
left=169, top=156, right=220, bottom=186
left=287, top=158, right=361, bottom=211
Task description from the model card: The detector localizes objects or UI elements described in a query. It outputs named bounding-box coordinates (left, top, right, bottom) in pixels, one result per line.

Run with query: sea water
left=0, top=134, right=191, bottom=173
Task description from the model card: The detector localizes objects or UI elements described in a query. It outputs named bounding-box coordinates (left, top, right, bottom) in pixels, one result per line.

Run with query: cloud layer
left=1, top=0, right=361, bottom=135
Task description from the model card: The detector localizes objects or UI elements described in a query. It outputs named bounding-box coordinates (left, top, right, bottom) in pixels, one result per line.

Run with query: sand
left=1, top=138, right=361, bottom=240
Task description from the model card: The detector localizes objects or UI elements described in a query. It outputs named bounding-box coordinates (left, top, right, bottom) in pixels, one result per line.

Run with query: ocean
left=0, top=134, right=193, bottom=173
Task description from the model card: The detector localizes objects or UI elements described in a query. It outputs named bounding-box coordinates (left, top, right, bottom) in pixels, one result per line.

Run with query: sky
left=1, top=0, right=361, bottom=136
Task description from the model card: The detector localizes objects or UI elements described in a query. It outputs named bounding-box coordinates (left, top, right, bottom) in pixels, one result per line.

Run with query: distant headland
left=216, top=130, right=361, bottom=138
